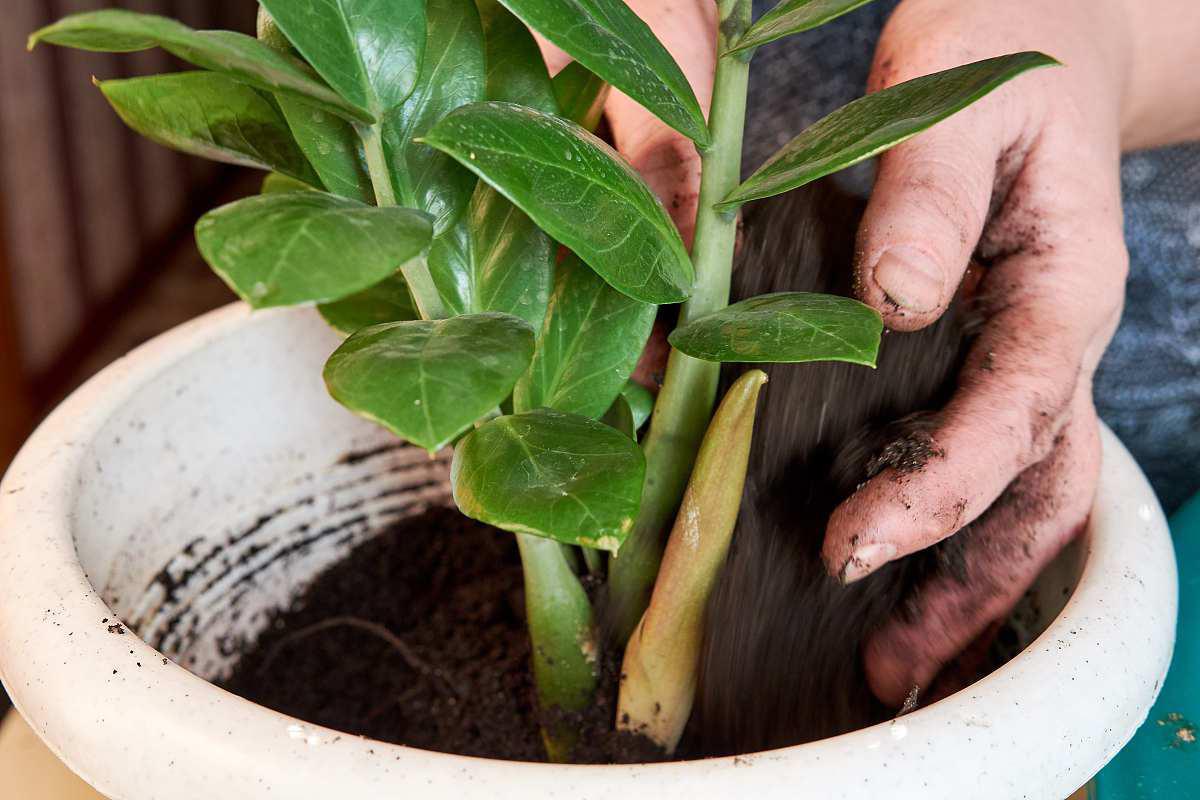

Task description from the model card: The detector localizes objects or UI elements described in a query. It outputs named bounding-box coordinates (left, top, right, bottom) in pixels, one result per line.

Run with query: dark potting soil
left=220, top=505, right=663, bottom=764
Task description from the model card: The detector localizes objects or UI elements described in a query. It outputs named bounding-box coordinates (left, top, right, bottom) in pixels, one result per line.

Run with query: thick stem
left=358, top=123, right=448, bottom=320
left=607, top=0, right=752, bottom=642
left=516, top=533, right=600, bottom=761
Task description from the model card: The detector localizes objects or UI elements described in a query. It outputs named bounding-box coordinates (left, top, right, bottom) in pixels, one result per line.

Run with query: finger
left=863, top=399, right=1101, bottom=707
left=632, top=319, right=671, bottom=392
left=854, top=110, right=1004, bottom=330
left=826, top=197, right=1126, bottom=579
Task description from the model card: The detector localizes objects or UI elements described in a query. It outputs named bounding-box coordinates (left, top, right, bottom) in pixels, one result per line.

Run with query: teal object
left=1096, top=491, right=1199, bottom=798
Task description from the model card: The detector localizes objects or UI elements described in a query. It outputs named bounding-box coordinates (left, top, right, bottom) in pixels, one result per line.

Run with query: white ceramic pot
left=0, top=303, right=1177, bottom=799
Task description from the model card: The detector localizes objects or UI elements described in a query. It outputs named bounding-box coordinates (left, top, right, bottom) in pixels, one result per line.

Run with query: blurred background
left=0, top=0, right=260, bottom=718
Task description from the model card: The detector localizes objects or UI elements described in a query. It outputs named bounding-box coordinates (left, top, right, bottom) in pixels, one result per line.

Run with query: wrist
left=1115, top=0, right=1200, bottom=149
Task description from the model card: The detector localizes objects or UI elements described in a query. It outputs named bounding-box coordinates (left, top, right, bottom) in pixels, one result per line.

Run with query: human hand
left=821, top=0, right=1138, bottom=705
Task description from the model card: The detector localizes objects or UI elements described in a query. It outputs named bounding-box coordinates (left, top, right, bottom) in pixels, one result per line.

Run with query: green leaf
left=415, top=0, right=555, bottom=327
left=452, top=407, right=645, bottom=550
left=727, top=0, right=878, bottom=55
left=600, top=394, right=636, bottom=439
left=318, top=275, right=418, bottom=334
left=514, top=254, right=655, bottom=419
left=261, top=172, right=318, bottom=194
left=195, top=192, right=432, bottom=308
left=720, top=52, right=1058, bottom=209
left=553, top=61, right=610, bottom=132
left=495, top=0, right=709, bottom=146
left=427, top=183, right=555, bottom=328
left=621, top=381, right=655, bottom=431
left=258, top=0, right=426, bottom=117
left=478, top=0, right=558, bottom=114
left=96, top=72, right=320, bottom=186
left=29, top=10, right=371, bottom=123
left=668, top=292, right=883, bottom=366
left=254, top=8, right=374, bottom=203
left=277, top=100, right=375, bottom=203
left=324, top=313, right=535, bottom=451
left=423, top=102, right=693, bottom=304
left=382, top=0, right=486, bottom=234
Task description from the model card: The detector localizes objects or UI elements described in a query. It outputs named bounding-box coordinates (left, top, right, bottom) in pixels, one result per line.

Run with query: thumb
left=855, top=112, right=999, bottom=330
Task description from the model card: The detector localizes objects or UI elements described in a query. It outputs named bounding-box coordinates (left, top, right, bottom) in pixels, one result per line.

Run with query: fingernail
left=872, top=246, right=943, bottom=313
left=840, top=542, right=899, bottom=584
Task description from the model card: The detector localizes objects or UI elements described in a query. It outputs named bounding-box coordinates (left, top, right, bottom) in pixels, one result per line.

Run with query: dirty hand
left=825, top=0, right=1200, bottom=706
left=546, top=0, right=1200, bottom=706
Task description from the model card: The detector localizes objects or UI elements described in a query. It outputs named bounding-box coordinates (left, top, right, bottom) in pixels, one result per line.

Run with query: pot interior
left=68, top=306, right=1086, bottom=693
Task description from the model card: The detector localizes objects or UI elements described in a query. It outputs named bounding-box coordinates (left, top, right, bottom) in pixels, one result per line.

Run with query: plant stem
left=607, top=0, right=752, bottom=643
left=358, top=122, right=448, bottom=320
left=516, top=532, right=600, bottom=761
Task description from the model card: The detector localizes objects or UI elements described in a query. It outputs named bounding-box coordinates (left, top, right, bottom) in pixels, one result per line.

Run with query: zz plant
left=32, top=0, right=1054, bottom=760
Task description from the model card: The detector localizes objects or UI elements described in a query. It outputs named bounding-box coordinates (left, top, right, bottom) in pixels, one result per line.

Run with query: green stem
left=607, top=0, right=752, bottom=643
left=358, top=122, right=448, bottom=320
left=516, top=533, right=600, bottom=762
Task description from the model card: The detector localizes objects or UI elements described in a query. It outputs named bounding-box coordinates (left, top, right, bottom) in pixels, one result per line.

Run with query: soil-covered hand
left=822, top=0, right=1172, bottom=706
left=549, top=0, right=1199, bottom=707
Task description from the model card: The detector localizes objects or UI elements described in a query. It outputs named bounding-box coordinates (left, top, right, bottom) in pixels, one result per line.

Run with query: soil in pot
left=220, top=505, right=663, bottom=764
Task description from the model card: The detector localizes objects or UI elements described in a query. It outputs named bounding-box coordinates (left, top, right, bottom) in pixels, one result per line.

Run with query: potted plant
left=0, top=0, right=1176, bottom=795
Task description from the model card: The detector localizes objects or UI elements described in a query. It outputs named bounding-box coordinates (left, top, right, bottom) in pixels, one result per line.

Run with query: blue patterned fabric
left=747, top=0, right=1200, bottom=512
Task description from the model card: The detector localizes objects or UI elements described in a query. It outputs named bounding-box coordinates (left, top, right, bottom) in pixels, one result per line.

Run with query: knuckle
left=883, top=150, right=991, bottom=247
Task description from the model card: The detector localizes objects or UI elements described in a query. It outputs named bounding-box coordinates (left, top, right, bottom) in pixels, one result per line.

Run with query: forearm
left=1118, top=0, right=1200, bottom=149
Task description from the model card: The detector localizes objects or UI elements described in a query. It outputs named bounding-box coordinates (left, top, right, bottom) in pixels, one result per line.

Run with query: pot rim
left=0, top=303, right=1177, bottom=799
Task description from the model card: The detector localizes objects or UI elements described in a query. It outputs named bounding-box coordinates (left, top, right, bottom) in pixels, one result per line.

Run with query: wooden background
left=0, top=0, right=259, bottom=716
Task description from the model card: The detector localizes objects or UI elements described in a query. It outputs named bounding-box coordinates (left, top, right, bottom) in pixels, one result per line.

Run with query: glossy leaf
left=621, top=381, right=655, bottom=431
left=261, top=173, right=318, bottom=194
left=553, top=61, right=610, bottom=132
left=29, top=10, right=371, bottom=123
left=417, top=0, right=556, bottom=326
left=195, top=192, right=432, bottom=308
left=668, top=292, right=883, bottom=366
left=495, top=0, right=709, bottom=145
left=278, top=100, right=374, bottom=202
left=720, top=52, right=1058, bottom=209
left=452, top=407, right=645, bottom=550
left=325, top=313, right=534, bottom=451
left=514, top=254, right=655, bottom=419
left=325, top=314, right=532, bottom=448
left=255, top=9, right=374, bottom=203
left=258, top=0, right=425, bottom=117
left=96, top=72, right=319, bottom=185
left=383, top=0, right=486, bottom=234
left=318, top=275, right=418, bottom=334
left=728, top=0, right=878, bottom=55
left=423, top=102, right=693, bottom=304
left=478, top=0, right=557, bottom=114
left=427, top=184, right=555, bottom=328
left=601, top=394, right=636, bottom=439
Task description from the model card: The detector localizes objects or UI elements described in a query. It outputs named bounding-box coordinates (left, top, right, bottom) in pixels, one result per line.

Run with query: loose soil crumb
left=221, top=506, right=661, bottom=764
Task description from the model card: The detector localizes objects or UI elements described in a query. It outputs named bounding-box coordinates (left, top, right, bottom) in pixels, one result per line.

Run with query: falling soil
left=220, top=505, right=662, bottom=764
